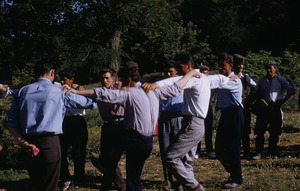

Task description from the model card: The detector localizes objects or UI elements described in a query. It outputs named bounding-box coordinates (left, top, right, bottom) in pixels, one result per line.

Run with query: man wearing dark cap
left=252, top=61, right=295, bottom=160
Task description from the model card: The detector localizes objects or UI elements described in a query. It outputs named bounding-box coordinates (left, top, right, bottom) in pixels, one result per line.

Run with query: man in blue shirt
left=215, top=53, right=244, bottom=189
left=7, top=61, right=97, bottom=191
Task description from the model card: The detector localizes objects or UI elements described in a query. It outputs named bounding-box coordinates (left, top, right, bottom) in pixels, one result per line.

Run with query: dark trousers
left=242, top=105, right=251, bottom=155
left=100, top=121, right=126, bottom=191
left=25, top=135, right=61, bottom=191
left=196, top=104, right=214, bottom=154
left=126, top=130, right=153, bottom=191
left=254, top=105, right=282, bottom=155
left=216, top=107, right=244, bottom=184
left=59, top=116, right=88, bottom=183
left=158, top=112, right=182, bottom=185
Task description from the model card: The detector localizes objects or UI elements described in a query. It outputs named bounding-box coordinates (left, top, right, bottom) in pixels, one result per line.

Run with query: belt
left=105, top=118, right=124, bottom=124
left=183, top=115, right=204, bottom=120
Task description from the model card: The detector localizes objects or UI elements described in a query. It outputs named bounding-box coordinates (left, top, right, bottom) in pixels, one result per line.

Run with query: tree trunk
left=111, top=29, right=122, bottom=72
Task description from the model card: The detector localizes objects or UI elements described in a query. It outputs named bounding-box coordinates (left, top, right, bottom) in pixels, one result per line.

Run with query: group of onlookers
left=0, top=51, right=296, bottom=191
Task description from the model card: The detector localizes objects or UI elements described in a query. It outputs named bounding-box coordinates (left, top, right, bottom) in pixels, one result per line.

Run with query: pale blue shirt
left=7, top=78, right=97, bottom=135
left=217, top=72, right=243, bottom=109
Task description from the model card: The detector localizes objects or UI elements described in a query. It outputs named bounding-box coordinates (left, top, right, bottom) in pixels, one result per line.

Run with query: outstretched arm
left=142, top=69, right=201, bottom=93
left=62, top=84, right=97, bottom=97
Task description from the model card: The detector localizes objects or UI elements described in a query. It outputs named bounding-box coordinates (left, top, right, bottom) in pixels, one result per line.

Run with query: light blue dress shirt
left=217, top=72, right=243, bottom=109
left=7, top=78, right=97, bottom=135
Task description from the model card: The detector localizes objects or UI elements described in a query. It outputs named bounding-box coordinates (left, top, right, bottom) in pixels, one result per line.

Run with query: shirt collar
left=36, top=78, right=52, bottom=84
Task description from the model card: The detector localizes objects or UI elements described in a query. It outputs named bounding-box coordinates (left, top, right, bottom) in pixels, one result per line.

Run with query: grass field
left=0, top=86, right=299, bottom=191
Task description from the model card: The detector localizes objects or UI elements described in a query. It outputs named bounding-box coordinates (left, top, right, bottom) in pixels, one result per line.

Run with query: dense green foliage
left=0, top=0, right=299, bottom=83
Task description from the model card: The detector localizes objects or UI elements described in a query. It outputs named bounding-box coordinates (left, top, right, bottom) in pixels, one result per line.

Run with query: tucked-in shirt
left=158, top=76, right=184, bottom=113
left=7, top=78, right=97, bottom=135
left=97, top=87, right=125, bottom=120
left=156, top=74, right=230, bottom=118
left=217, top=72, right=243, bottom=109
left=253, top=75, right=295, bottom=102
left=94, top=82, right=182, bottom=136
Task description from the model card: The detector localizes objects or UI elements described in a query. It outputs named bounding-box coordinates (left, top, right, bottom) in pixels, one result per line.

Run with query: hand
left=229, top=76, right=238, bottom=82
left=61, top=84, right=77, bottom=95
left=260, top=99, right=269, bottom=107
left=191, top=69, right=202, bottom=78
left=21, top=141, right=38, bottom=157
left=0, top=84, right=8, bottom=93
left=141, top=82, right=159, bottom=94
left=114, top=81, right=122, bottom=89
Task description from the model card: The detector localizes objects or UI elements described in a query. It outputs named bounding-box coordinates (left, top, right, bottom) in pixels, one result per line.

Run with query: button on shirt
left=253, top=75, right=295, bottom=102
left=156, top=74, right=230, bottom=119
left=93, top=82, right=182, bottom=136
left=7, top=78, right=97, bottom=135
left=217, top=72, right=243, bottom=109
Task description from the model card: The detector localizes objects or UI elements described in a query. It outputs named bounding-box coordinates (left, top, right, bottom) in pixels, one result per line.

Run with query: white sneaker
left=61, top=179, right=71, bottom=191
left=252, top=153, right=262, bottom=160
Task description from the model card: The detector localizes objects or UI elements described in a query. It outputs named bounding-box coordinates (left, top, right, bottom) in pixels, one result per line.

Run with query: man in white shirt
left=143, top=52, right=235, bottom=191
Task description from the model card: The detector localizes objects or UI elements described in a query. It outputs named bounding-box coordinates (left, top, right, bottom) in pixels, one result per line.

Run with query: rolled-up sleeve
left=94, top=87, right=129, bottom=104
left=153, top=81, right=182, bottom=101
left=64, top=93, right=98, bottom=110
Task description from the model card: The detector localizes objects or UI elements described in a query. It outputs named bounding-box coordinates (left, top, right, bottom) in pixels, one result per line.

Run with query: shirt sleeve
left=208, top=74, right=230, bottom=89
left=153, top=81, right=182, bottom=101
left=245, top=74, right=257, bottom=89
left=94, top=87, right=129, bottom=104
left=156, top=76, right=182, bottom=87
left=7, top=96, right=20, bottom=127
left=219, top=78, right=242, bottom=92
left=64, top=92, right=98, bottom=110
left=278, top=76, right=295, bottom=95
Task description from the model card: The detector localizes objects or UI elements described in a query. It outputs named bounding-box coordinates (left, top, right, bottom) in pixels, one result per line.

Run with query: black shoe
left=90, top=153, right=105, bottom=172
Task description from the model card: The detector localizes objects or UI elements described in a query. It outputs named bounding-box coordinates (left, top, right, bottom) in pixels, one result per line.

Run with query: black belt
left=104, top=118, right=124, bottom=124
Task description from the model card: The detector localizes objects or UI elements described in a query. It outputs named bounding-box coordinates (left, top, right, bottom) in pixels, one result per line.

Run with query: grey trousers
left=164, top=116, right=205, bottom=190
left=158, top=112, right=183, bottom=184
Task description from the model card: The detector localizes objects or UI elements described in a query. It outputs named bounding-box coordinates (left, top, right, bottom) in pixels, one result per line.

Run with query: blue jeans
left=164, top=116, right=205, bottom=190
left=125, top=130, right=153, bottom=191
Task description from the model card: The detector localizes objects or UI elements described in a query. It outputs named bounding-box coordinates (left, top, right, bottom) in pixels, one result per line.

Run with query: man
left=195, top=65, right=216, bottom=159
left=91, top=68, right=126, bottom=191
left=158, top=60, right=184, bottom=190
left=7, top=61, right=97, bottom=191
left=145, top=52, right=234, bottom=191
left=215, top=53, right=244, bottom=189
left=65, top=64, right=198, bottom=191
left=58, top=69, right=88, bottom=190
left=252, top=61, right=295, bottom=160
left=233, top=54, right=256, bottom=158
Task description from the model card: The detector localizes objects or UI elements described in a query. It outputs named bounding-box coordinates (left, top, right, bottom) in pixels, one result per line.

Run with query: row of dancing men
left=1, top=51, right=295, bottom=191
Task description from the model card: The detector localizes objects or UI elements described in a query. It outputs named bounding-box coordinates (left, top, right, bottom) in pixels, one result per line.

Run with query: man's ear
left=50, top=69, right=55, bottom=77
left=187, top=62, right=192, bottom=69
left=70, top=77, right=74, bottom=83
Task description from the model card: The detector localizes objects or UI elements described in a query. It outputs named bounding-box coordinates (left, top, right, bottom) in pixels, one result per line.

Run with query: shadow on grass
left=0, top=179, right=33, bottom=191
left=282, top=125, right=300, bottom=133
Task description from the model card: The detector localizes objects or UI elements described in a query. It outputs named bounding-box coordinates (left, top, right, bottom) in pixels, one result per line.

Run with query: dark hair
left=164, top=59, right=176, bottom=69
left=100, top=68, right=116, bottom=78
left=218, top=53, right=233, bottom=64
left=59, top=69, right=75, bottom=79
left=174, top=52, right=194, bottom=68
left=118, top=67, right=141, bottom=82
left=34, top=60, right=54, bottom=77
left=199, top=65, right=210, bottom=72
left=233, top=54, right=245, bottom=66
